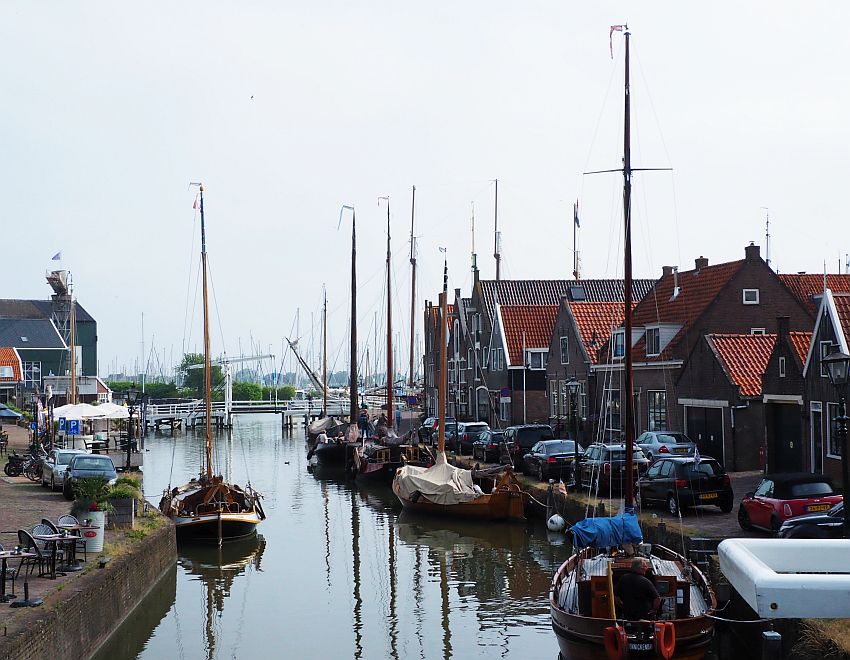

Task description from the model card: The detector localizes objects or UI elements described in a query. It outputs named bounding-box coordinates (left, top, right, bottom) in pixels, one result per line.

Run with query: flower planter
left=109, top=498, right=135, bottom=529
left=83, top=511, right=106, bottom=552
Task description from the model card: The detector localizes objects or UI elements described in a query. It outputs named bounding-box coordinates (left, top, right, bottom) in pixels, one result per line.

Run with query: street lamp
left=823, top=350, right=850, bottom=538
left=566, top=376, right=581, bottom=485
left=27, top=391, right=38, bottom=453
left=126, top=388, right=140, bottom=472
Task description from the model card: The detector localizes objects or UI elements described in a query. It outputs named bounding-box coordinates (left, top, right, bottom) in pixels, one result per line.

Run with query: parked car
left=62, top=454, right=118, bottom=500
left=635, top=431, right=696, bottom=462
left=472, top=430, right=508, bottom=463
left=418, top=417, right=457, bottom=446
left=41, top=449, right=88, bottom=492
left=504, top=424, right=554, bottom=458
left=636, top=456, right=733, bottom=515
left=522, top=439, right=584, bottom=482
left=738, top=473, right=842, bottom=533
left=456, top=422, right=490, bottom=455
left=578, top=443, right=650, bottom=492
left=778, top=500, right=845, bottom=539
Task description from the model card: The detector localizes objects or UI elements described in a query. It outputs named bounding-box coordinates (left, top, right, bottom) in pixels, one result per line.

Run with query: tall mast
left=323, top=286, right=328, bottom=416
left=438, top=258, right=448, bottom=454
left=408, top=186, right=416, bottom=388
left=380, top=197, right=394, bottom=429
left=69, top=286, right=76, bottom=405
left=493, top=179, right=500, bottom=280
left=198, top=183, right=213, bottom=480
left=622, top=28, right=635, bottom=510
left=343, top=205, right=358, bottom=424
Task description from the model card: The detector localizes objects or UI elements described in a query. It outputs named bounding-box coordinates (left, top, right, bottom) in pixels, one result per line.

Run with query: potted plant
left=71, top=476, right=112, bottom=552
left=105, top=482, right=142, bottom=528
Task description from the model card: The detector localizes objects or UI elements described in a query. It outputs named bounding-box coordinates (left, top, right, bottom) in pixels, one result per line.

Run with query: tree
left=179, top=353, right=223, bottom=398
left=232, top=382, right=262, bottom=401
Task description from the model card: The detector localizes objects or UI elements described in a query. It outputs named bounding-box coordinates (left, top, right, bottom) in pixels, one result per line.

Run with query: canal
left=93, top=415, right=573, bottom=660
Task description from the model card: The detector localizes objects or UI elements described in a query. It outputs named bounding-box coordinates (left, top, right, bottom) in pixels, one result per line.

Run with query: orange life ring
left=603, top=624, right=628, bottom=660
left=654, top=621, right=676, bottom=660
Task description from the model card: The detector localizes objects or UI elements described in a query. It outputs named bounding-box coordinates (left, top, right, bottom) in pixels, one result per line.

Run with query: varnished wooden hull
left=391, top=477, right=526, bottom=520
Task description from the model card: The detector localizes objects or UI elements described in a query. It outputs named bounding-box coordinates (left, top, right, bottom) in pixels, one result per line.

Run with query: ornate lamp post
left=823, top=350, right=850, bottom=538
left=126, top=388, right=140, bottom=472
left=566, top=376, right=581, bottom=485
left=28, top=391, right=38, bottom=452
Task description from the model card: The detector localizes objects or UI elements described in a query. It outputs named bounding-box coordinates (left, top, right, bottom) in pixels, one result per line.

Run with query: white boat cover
left=395, top=452, right=480, bottom=505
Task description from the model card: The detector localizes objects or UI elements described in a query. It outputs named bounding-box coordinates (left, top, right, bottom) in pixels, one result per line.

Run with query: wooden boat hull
left=173, top=511, right=261, bottom=542
left=311, top=441, right=358, bottom=466
left=549, top=546, right=716, bottom=659
left=391, top=476, right=526, bottom=520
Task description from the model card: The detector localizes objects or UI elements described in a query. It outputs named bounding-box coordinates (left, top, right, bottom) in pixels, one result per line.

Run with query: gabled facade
left=0, top=347, right=23, bottom=404
left=422, top=300, right=454, bottom=418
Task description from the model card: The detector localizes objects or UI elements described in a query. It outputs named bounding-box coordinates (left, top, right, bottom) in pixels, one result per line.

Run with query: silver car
left=635, top=431, right=696, bottom=463
left=41, top=449, right=88, bottom=491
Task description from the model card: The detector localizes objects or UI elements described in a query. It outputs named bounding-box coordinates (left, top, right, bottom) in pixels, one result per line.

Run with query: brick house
left=422, top=300, right=454, bottom=418
left=595, top=244, right=815, bottom=468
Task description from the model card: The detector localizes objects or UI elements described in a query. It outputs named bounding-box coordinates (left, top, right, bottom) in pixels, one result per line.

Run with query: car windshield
left=517, top=428, right=553, bottom=442
left=73, top=457, right=113, bottom=470
left=657, top=433, right=690, bottom=445
left=682, top=460, right=723, bottom=478
left=788, top=482, right=834, bottom=498
left=56, top=453, right=77, bottom=465
left=606, top=448, right=645, bottom=460
left=546, top=441, right=576, bottom=454
left=489, top=432, right=505, bottom=441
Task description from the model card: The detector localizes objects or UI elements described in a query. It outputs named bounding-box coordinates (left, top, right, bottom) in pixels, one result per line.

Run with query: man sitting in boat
left=614, top=558, right=661, bottom=621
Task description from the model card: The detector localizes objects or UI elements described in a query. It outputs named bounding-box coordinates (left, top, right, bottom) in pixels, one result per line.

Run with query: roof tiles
left=0, top=348, right=21, bottom=381
left=779, top=275, right=850, bottom=316
left=789, top=332, right=812, bottom=367
left=500, top=305, right=558, bottom=366
left=708, top=333, right=776, bottom=397
left=569, top=301, right=632, bottom=365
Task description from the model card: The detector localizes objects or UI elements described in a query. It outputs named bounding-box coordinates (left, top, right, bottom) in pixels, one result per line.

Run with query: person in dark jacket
left=358, top=410, right=369, bottom=439
left=614, top=558, right=661, bottom=620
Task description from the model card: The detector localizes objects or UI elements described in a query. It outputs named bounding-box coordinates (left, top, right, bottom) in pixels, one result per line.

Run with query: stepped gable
left=778, top=274, right=850, bottom=316
left=569, top=301, right=633, bottom=365
left=499, top=305, right=558, bottom=366
left=707, top=333, right=776, bottom=397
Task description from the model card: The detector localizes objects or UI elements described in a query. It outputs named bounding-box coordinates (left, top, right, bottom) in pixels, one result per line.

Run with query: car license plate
left=629, top=643, right=653, bottom=652
left=700, top=492, right=718, bottom=500
left=807, top=503, right=830, bottom=512
left=673, top=447, right=688, bottom=454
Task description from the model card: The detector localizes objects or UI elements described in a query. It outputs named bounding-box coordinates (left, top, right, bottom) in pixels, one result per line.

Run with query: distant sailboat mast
left=408, top=186, right=416, bottom=389
left=380, top=196, right=394, bottom=429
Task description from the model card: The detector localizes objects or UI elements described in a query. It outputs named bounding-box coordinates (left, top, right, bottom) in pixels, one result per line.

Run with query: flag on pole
left=693, top=444, right=701, bottom=466
left=573, top=200, right=580, bottom=228
left=558, top=479, right=568, bottom=496
left=193, top=197, right=199, bottom=210
left=609, top=24, right=626, bottom=59
left=51, top=252, right=61, bottom=261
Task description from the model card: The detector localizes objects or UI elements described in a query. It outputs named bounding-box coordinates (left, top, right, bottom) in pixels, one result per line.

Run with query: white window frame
left=645, top=327, right=661, bottom=357
left=526, top=349, right=548, bottom=370
left=779, top=356, right=786, bottom=378
left=482, top=346, right=490, bottom=370
left=827, top=401, right=842, bottom=459
left=0, top=366, right=13, bottom=378
left=743, top=288, right=760, bottom=305
left=549, top=380, right=558, bottom=417
left=22, top=361, right=41, bottom=388
left=453, top=320, right=460, bottom=356
left=820, top=341, right=833, bottom=377
left=750, top=328, right=766, bottom=335
left=811, top=401, right=824, bottom=473
left=560, top=336, right=569, bottom=365
left=647, top=390, right=667, bottom=431
left=499, top=398, right=510, bottom=422
left=613, top=330, right=625, bottom=359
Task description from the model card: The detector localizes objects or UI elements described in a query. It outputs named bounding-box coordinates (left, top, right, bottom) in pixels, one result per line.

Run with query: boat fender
left=547, top=514, right=566, bottom=532
left=603, top=624, right=628, bottom=660
left=654, top=621, right=676, bottom=660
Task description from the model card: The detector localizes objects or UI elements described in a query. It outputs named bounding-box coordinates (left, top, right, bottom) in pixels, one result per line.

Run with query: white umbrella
left=93, top=402, right=129, bottom=420
left=52, top=403, right=107, bottom=420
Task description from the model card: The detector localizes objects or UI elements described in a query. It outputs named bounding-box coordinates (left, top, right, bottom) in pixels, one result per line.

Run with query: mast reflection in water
left=102, top=418, right=570, bottom=659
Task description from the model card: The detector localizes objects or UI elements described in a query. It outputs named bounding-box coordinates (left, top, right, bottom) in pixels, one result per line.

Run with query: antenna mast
left=762, top=207, right=771, bottom=269
left=493, top=179, right=501, bottom=280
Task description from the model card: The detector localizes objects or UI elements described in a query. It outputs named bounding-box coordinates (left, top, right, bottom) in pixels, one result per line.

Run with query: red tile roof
left=834, top=294, right=850, bottom=343
left=0, top=347, right=21, bottom=381
left=779, top=275, right=850, bottom=316
left=500, top=305, right=558, bottom=366
left=789, top=332, right=812, bottom=367
left=708, top=334, right=775, bottom=397
left=569, top=301, right=632, bottom=365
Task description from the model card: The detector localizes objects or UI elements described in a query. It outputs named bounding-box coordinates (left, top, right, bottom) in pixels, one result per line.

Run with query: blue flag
left=693, top=444, right=701, bottom=465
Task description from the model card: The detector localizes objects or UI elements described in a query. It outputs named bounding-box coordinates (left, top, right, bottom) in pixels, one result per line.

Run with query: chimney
left=776, top=315, right=790, bottom=340
left=694, top=256, right=709, bottom=271
left=745, top=242, right=761, bottom=262
left=662, top=265, right=674, bottom=277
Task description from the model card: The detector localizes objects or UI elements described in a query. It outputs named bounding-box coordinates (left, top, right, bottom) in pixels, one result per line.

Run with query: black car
left=418, top=417, right=457, bottom=446
left=505, top=424, right=554, bottom=458
left=62, top=454, right=118, bottom=500
left=472, top=430, right=508, bottom=463
left=636, top=456, right=733, bottom=515
left=778, top=501, right=845, bottom=539
left=456, top=422, right=490, bottom=455
left=522, top=439, right=584, bottom=482
left=578, top=443, right=650, bottom=492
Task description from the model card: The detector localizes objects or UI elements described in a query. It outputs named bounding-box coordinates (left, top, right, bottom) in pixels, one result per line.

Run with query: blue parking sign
left=30, top=421, right=36, bottom=431
left=58, top=417, right=66, bottom=432
left=68, top=419, right=80, bottom=436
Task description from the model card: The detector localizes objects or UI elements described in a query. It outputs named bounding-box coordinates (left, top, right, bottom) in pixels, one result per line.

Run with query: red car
left=738, top=473, right=842, bottom=533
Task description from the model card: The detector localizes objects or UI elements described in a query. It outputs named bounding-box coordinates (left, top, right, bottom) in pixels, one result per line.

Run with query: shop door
left=686, top=407, right=724, bottom=464
left=767, top=403, right=803, bottom=473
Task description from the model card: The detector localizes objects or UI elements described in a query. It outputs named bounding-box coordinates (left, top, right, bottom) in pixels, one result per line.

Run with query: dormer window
left=526, top=350, right=548, bottom=370
left=613, top=330, right=625, bottom=359
left=743, top=288, right=760, bottom=305
left=645, top=328, right=660, bottom=356
left=20, top=336, right=28, bottom=342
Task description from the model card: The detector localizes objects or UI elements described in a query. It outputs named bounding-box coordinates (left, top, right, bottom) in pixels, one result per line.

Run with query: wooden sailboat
left=159, top=184, right=265, bottom=542
left=549, top=27, right=716, bottom=659
left=392, top=259, right=526, bottom=519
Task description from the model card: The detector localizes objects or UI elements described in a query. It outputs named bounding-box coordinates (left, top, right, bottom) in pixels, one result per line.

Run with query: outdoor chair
left=41, top=519, right=60, bottom=534
left=0, top=542, right=20, bottom=594
left=57, top=514, right=87, bottom=562
left=0, top=431, right=8, bottom=455
left=17, top=529, right=47, bottom=577
left=31, top=524, right=65, bottom=567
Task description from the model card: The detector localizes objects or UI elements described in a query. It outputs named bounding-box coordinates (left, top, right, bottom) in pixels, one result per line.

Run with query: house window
left=549, top=380, right=558, bottom=417
left=828, top=402, right=842, bottom=458
left=458, top=359, right=467, bottom=384
left=604, top=388, right=621, bottom=438
left=646, top=328, right=660, bottom=356
left=751, top=328, right=766, bottom=335
left=648, top=391, right=667, bottom=431
left=499, top=398, right=510, bottom=422
left=467, top=348, right=474, bottom=371
left=742, top=289, right=760, bottom=305
left=613, top=330, right=625, bottom=359
left=491, top=348, right=504, bottom=371
left=811, top=401, right=824, bottom=473
left=560, top=336, right=569, bottom=364
left=22, top=361, right=41, bottom=388
left=453, top=320, right=460, bottom=356
left=820, top=341, right=833, bottom=377
left=482, top=347, right=489, bottom=369
left=779, top=356, right=786, bottom=378
left=526, top=350, right=548, bottom=370
left=0, top=366, right=13, bottom=378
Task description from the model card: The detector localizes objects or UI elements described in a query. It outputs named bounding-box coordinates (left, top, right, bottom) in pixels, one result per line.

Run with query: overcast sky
left=2, top=3, right=847, bottom=380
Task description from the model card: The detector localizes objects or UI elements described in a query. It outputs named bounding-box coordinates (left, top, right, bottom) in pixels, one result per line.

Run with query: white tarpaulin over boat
left=394, top=452, right=480, bottom=505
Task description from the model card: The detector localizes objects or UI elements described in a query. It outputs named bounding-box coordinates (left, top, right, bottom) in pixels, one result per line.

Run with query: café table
left=32, top=534, right=77, bottom=579
left=0, top=550, right=37, bottom=602
left=57, top=524, right=98, bottom=569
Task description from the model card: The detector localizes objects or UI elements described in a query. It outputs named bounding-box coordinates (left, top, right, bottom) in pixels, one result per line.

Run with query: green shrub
left=105, top=484, right=141, bottom=501
left=116, top=475, right=141, bottom=490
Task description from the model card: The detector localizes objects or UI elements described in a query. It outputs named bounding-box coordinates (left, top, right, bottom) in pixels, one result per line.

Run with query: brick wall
left=0, top=512, right=176, bottom=660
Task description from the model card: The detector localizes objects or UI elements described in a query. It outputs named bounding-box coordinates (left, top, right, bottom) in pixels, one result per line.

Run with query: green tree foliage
left=106, top=381, right=178, bottom=399
left=179, top=353, right=223, bottom=398
left=259, top=385, right=296, bottom=400
left=232, top=382, right=263, bottom=400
